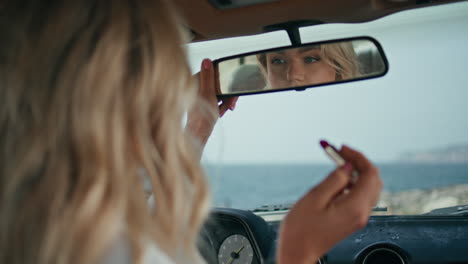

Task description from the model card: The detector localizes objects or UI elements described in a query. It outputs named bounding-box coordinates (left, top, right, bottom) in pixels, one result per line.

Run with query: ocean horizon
left=203, top=163, right=468, bottom=211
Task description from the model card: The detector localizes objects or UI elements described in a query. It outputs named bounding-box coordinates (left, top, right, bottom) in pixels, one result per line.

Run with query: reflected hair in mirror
left=256, top=42, right=361, bottom=88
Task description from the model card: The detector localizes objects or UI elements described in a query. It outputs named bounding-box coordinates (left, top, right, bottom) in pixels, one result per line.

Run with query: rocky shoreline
left=378, top=184, right=468, bottom=215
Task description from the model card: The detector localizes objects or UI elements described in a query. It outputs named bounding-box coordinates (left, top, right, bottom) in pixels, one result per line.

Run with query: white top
left=99, top=171, right=175, bottom=264
left=100, top=235, right=175, bottom=264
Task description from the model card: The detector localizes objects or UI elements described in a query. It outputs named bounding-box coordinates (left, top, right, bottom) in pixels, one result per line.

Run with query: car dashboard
left=198, top=207, right=468, bottom=264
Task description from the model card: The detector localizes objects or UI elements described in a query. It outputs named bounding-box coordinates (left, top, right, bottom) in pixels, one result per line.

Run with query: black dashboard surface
left=198, top=208, right=468, bottom=264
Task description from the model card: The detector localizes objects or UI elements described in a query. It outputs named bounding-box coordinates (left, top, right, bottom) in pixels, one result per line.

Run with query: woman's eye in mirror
left=271, top=58, right=286, bottom=65
left=304, top=56, right=319, bottom=64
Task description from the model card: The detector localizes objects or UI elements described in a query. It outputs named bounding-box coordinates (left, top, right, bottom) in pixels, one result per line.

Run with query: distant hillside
left=398, top=144, right=468, bottom=163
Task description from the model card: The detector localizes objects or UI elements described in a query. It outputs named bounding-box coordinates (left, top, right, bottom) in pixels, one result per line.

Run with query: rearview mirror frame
left=213, top=36, right=389, bottom=98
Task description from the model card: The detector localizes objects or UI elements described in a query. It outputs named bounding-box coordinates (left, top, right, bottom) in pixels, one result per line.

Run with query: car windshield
left=187, top=2, right=468, bottom=216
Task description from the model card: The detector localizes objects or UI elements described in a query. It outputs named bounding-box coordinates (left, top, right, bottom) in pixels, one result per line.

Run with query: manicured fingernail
left=343, top=163, right=353, bottom=173
left=230, top=103, right=236, bottom=111
left=220, top=109, right=227, bottom=117
left=202, top=59, right=211, bottom=70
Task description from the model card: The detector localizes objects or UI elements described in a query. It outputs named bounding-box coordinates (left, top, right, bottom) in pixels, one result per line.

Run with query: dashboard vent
left=362, top=248, right=406, bottom=264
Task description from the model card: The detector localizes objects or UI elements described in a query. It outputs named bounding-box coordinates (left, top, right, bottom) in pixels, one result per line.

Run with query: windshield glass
left=187, top=2, right=468, bottom=215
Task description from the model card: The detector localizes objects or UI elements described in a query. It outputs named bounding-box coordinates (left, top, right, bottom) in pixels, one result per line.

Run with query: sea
left=203, top=163, right=468, bottom=210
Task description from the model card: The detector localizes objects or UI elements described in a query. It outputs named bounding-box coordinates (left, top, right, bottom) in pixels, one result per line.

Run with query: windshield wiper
left=425, top=204, right=468, bottom=216
left=251, top=204, right=388, bottom=213
left=251, top=204, right=293, bottom=212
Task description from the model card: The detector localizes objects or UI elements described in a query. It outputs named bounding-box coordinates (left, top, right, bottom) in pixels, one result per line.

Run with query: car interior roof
left=173, top=0, right=466, bottom=42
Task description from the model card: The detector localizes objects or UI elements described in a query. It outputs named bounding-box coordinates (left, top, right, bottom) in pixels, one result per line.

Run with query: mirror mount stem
left=287, top=27, right=301, bottom=46
left=263, top=20, right=323, bottom=45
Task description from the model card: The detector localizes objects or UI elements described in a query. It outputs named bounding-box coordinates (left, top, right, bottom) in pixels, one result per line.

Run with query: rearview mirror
left=214, top=37, right=388, bottom=97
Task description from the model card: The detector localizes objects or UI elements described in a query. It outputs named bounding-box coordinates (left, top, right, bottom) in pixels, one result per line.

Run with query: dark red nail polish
left=343, top=163, right=353, bottom=173
left=202, top=59, right=211, bottom=70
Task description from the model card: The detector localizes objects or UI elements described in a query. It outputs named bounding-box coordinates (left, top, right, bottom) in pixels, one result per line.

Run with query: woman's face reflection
left=265, top=46, right=335, bottom=89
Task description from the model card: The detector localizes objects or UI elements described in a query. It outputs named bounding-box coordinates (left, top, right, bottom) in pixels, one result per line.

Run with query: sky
left=186, top=2, right=468, bottom=164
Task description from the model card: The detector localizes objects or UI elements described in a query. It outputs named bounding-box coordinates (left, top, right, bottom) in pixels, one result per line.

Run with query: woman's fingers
left=200, top=58, right=239, bottom=117
left=219, top=97, right=238, bottom=117
left=187, top=59, right=240, bottom=147
left=277, top=144, right=383, bottom=264
left=200, top=59, right=218, bottom=109
left=223, top=96, right=238, bottom=110
left=310, top=164, right=353, bottom=208
left=333, top=146, right=382, bottom=220
left=186, top=59, right=219, bottom=148
left=339, top=145, right=374, bottom=173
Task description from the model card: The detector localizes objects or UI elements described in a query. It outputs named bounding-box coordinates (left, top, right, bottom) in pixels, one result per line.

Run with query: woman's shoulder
left=144, top=243, right=174, bottom=264
left=100, top=236, right=174, bottom=264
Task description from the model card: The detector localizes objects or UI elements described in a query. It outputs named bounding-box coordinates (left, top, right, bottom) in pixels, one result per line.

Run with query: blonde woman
left=0, top=1, right=381, bottom=264
left=257, top=43, right=361, bottom=89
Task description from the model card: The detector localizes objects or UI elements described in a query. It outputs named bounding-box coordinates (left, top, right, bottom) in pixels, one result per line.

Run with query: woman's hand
left=186, top=58, right=238, bottom=147
left=277, top=145, right=382, bottom=264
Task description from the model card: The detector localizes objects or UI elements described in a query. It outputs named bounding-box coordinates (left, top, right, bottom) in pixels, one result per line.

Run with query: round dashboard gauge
left=217, top=234, right=254, bottom=264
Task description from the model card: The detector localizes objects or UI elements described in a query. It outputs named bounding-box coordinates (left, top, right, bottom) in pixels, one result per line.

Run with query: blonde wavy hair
left=0, top=1, right=209, bottom=264
left=257, top=42, right=361, bottom=82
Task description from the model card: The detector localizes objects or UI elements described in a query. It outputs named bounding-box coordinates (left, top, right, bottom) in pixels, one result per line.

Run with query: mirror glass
left=216, top=38, right=387, bottom=96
